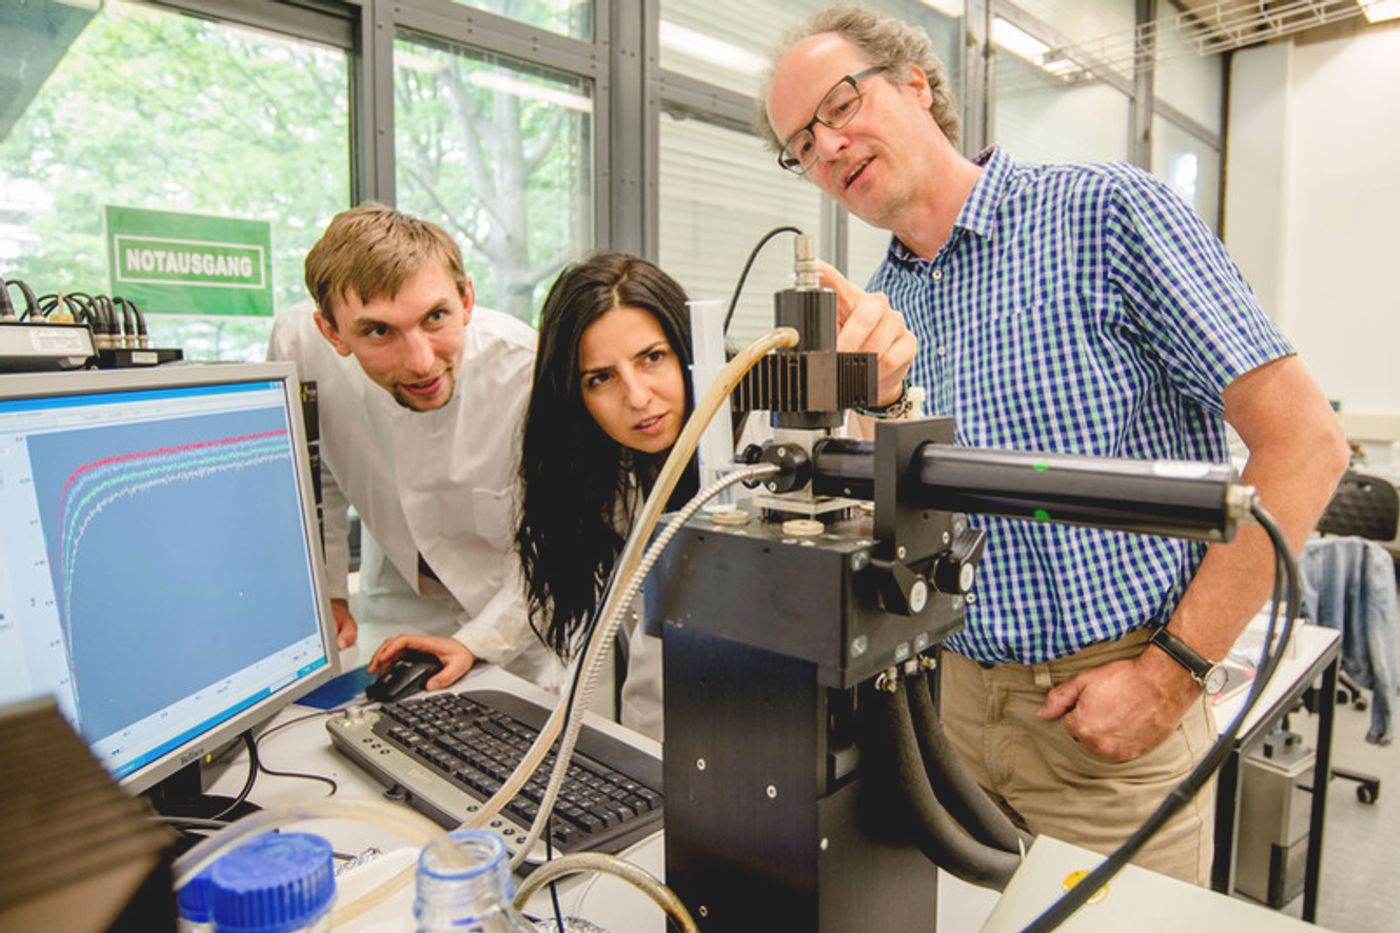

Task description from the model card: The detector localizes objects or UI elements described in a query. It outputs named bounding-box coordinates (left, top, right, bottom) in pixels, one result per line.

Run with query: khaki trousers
left=940, top=628, right=1217, bottom=885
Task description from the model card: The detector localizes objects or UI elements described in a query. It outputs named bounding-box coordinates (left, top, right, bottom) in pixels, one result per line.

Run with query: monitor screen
left=0, top=362, right=337, bottom=792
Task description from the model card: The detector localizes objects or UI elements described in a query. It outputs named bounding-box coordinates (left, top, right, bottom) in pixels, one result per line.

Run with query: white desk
left=205, top=663, right=666, bottom=932
left=201, top=622, right=1340, bottom=932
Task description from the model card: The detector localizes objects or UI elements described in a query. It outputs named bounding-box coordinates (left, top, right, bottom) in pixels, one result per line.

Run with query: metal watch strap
left=1148, top=625, right=1219, bottom=692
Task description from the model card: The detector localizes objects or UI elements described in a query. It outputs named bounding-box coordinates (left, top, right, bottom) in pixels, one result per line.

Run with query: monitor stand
left=143, top=760, right=261, bottom=825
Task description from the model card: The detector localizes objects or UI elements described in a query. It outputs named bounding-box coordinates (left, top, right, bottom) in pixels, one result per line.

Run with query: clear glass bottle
left=416, top=829, right=540, bottom=932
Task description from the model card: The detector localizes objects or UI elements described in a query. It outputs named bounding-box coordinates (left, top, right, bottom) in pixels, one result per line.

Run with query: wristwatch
left=857, top=380, right=920, bottom=420
left=1148, top=626, right=1229, bottom=695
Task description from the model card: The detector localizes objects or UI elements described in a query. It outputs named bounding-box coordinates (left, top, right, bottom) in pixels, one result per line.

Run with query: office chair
left=1304, top=470, right=1400, bottom=804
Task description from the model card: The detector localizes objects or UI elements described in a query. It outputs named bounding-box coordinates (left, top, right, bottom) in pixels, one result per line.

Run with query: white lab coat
left=267, top=301, right=564, bottom=688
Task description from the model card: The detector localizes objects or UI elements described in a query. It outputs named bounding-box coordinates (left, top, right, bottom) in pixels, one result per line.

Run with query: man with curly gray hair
left=760, top=4, right=1347, bottom=887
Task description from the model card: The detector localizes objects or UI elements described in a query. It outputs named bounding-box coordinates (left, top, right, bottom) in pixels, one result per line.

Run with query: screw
left=850, top=634, right=869, bottom=659
left=776, top=447, right=787, bottom=457
left=850, top=551, right=870, bottom=572
left=766, top=482, right=777, bottom=492
left=897, top=545, right=908, bottom=559
left=942, top=531, right=951, bottom=544
left=820, top=837, right=830, bottom=851
left=909, top=580, right=929, bottom=613
left=696, top=758, right=707, bottom=771
left=699, top=906, right=709, bottom=918
left=766, top=785, right=778, bottom=799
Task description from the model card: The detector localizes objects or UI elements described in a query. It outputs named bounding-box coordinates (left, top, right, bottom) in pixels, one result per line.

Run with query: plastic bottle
left=177, top=868, right=214, bottom=932
left=415, top=828, right=540, bottom=932
left=208, top=832, right=336, bottom=932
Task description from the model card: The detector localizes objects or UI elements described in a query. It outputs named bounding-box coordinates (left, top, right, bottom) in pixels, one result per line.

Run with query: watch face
left=1203, top=665, right=1230, bottom=695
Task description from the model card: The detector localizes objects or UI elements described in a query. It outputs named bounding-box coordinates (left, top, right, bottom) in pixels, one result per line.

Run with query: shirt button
left=931, top=270, right=943, bottom=281
left=938, top=346, right=948, bottom=357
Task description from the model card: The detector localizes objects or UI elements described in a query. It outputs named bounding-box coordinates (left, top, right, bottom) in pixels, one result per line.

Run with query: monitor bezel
left=0, top=361, right=341, bottom=794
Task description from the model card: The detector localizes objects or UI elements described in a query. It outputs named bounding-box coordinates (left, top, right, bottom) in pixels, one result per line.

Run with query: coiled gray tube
left=905, top=668, right=1030, bottom=854
left=870, top=681, right=1022, bottom=891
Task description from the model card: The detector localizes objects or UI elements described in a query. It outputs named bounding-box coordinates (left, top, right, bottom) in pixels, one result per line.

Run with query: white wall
left=1226, top=27, right=1400, bottom=433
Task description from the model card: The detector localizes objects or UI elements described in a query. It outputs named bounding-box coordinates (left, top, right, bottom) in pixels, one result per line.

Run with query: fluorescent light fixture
left=992, top=16, right=1079, bottom=78
left=658, top=21, right=767, bottom=77
left=920, top=0, right=965, bottom=15
left=1359, top=0, right=1400, bottom=22
left=468, top=71, right=593, bottom=114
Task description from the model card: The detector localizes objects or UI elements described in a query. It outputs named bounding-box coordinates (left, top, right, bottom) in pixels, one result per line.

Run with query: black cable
left=906, top=670, right=1029, bottom=853
left=10, top=279, right=39, bottom=320
left=209, top=731, right=259, bottom=822
left=1019, top=502, right=1298, bottom=933
left=258, top=760, right=338, bottom=797
left=0, top=274, right=14, bottom=319
left=545, top=812, right=566, bottom=930
left=872, top=680, right=1022, bottom=889
left=722, top=225, right=803, bottom=335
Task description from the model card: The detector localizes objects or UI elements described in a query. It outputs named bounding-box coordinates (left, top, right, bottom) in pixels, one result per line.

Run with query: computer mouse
left=365, top=649, right=443, bottom=703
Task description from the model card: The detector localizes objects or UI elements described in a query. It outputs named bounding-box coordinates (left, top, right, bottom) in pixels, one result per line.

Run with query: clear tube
left=513, top=852, right=698, bottom=933
left=319, top=326, right=799, bottom=924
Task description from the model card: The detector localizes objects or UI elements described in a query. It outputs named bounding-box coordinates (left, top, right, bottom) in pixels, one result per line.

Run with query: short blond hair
left=304, top=202, right=467, bottom=328
left=756, top=4, right=960, bottom=151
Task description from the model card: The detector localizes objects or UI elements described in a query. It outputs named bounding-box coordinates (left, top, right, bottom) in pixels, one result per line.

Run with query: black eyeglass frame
left=776, top=65, right=886, bottom=175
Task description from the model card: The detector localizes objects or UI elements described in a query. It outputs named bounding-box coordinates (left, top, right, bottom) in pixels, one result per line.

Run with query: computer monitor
left=0, top=362, right=338, bottom=798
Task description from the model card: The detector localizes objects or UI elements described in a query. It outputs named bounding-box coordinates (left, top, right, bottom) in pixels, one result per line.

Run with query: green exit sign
left=105, top=206, right=273, bottom=316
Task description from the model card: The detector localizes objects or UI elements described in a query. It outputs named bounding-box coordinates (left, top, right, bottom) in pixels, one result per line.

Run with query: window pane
left=0, top=2, right=350, bottom=361
left=659, top=112, right=822, bottom=348
left=1152, top=115, right=1220, bottom=232
left=394, top=34, right=594, bottom=324
left=660, top=0, right=961, bottom=103
left=993, top=54, right=1130, bottom=163
left=447, top=0, right=592, bottom=42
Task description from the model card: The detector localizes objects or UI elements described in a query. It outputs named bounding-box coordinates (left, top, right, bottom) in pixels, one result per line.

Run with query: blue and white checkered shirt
left=868, top=147, right=1294, bottom=664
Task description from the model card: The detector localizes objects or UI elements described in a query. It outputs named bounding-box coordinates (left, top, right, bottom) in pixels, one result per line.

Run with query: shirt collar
left=886, top=145, right=1011, bottom=265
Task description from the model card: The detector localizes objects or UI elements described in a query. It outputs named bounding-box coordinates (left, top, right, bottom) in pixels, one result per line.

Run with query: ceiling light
left=1359, top=0, right=1400, bottom=23
left=658, top=21, right=767, bottom=76
left=993, top=16, right=1078, bottom=77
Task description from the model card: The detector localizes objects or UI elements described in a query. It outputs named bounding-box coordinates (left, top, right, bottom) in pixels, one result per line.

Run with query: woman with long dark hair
left=516, top=251, right=697, bottom=739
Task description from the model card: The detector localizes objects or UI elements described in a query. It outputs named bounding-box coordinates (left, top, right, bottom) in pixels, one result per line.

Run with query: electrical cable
left=905, top=668, right=1030, bottom=854
left=12, top=279, right=40, bottom=320
left=1019, top=501, right=1298, bottom=932
left=512, top=851, right=700, bottom=933
left=332, top=326, right=800, bottom=923
left=871, top=678, right=1023, bottom=890
left=0, top=274, right=15, bottom=320
left=209, top=731, right=259, bottom=822
left=507, top=462, right=780, bottom=872
left=109, top=295, right=134, bottom=346
left=722, top=225, right=803, bottom=334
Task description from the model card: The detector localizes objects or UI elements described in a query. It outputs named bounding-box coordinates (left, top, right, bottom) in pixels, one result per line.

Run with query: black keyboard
left=326, top=690, right=663, bottom=867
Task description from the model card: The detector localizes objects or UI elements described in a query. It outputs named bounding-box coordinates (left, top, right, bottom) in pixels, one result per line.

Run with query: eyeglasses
left=777, top=66, right=885, bottom=176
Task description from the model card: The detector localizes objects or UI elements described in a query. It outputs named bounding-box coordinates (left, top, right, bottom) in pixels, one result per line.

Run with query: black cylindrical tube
left=811, top=437, right=875, bottom=499
left=772, top=287, right=841, bottom=430
left=774, top=286, right=836, bottom=351
left=906, top=670, right=1029, bottom=854
left=916, top=443, right=1241, bottom=542
left=871, top=683, right=1021, bottom=890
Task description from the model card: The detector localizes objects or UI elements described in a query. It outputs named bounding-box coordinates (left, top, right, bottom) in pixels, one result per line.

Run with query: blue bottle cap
left=210, top=832, right=335, bottom=932
left=177, top=868, right=215, bottom=923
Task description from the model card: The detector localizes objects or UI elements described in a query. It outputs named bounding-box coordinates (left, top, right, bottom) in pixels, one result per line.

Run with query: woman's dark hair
left=517, top=251, right=697, bottom=659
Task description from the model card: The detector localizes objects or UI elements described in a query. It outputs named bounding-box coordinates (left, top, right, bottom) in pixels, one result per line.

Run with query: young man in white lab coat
left=268, top=203, right=562, bottom=690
